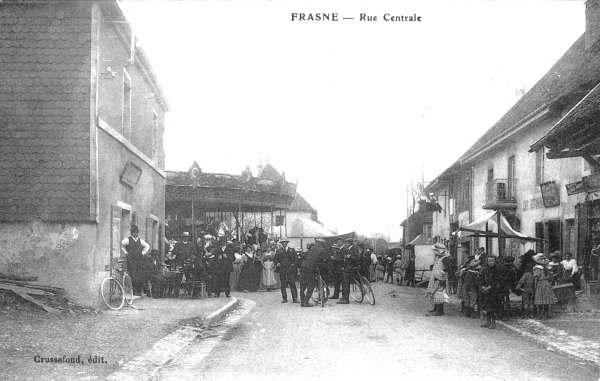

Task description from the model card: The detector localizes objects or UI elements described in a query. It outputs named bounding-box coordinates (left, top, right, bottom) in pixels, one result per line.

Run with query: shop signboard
left=120, top=161, right=142, bottom=188
left=583, top=173, right=600, bottom=193
left=540, top=181, right=560, bottom=208
left=566, top=180, right=584, bottom=195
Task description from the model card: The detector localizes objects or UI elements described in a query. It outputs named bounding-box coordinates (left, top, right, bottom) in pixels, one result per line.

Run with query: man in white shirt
left=121, top=225, right=150, bottom=295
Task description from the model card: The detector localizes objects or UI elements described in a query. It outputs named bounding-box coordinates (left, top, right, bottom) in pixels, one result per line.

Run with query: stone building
left=0, top=0, right=169, bottom=307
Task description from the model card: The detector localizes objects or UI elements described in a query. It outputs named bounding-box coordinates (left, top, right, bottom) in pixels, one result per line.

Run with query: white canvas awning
left=290, top=217, right=333, bottom=238
left=454, top=210, right=542, bottom=242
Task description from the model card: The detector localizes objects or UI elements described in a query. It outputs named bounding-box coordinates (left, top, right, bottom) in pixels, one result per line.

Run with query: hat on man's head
left=279, top=240, right=289, bottom=244
left=181, top=231, right=190, bottom=237
left=131, top=225, right=139, bottom=234
left=396, top=255, right=402, bottom=259
left=504, top=256, right=515, bottom=263
left=315, top=238, right=326, bottom=244
left=203, top=234, right=213, bottom=240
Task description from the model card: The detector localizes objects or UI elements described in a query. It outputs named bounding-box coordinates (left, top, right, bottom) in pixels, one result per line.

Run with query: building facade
left=423, top=0, right=600, bottom=297
left=0, top=0, right=169, bottom=307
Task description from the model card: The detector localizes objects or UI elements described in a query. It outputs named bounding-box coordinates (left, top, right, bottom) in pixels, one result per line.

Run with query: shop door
left=546, top=219, right=562, bottom=253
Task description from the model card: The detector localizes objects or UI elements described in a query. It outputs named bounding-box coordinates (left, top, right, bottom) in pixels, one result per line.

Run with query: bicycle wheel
left=311, top=276, right=324, bottom=304
left=360, top=276, right=376, bottom=305
left=350, top=279, right=364, bottom=303
left=122, top=273, right=134, bottom=305
left=100, top=277, right=124, bottom=310
left=318, top=278, right=328, bottom=307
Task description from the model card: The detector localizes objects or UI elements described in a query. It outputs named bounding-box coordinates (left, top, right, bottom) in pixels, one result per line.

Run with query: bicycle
left=311, top=266, right=330, bottom=307
left=349, top=270, right=376, bottom=305
left=100, top=259, right=134, bottom=310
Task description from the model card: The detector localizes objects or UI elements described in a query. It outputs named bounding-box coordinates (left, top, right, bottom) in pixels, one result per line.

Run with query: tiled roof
left=289, top=192, right=316, bottom=212
left=458, top=34, right=600, bottom=164
left=0, top=1, right=91, bottom=222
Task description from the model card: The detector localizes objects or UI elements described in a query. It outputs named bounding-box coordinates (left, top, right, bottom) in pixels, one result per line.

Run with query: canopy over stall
left=453, top=210, right=542, bottom=242
left=322, top=231, right=357, bottom=245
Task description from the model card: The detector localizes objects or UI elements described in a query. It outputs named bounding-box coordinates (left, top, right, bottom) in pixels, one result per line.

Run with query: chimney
left=586, top=0, right=600, bottom=50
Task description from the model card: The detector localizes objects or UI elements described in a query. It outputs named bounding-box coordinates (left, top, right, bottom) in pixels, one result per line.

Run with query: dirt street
left=156, top=282, right=599, bottom=381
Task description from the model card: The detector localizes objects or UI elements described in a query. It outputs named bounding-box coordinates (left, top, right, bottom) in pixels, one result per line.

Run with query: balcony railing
left=484, top=179, right=517, bottom=209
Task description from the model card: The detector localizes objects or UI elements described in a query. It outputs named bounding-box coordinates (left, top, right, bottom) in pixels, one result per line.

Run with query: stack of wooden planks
left=0, top=273, right=65, bottom=314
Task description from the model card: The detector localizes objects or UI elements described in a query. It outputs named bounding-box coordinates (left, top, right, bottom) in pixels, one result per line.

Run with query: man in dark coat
left=299, top=239, right=329, bottom=307
left=213, top=237, right=234, bottom=297
left=274, top=240, right=299, bottom=303
left=172, top=232, right=195, bottom=268
left=330, top=244, right=344, bottom=299
left=121, top=225, right=150, bottom=296
left=339, top=238, right=361, bottom=304
left=142, top=249, right=167, bottom=298
left=480, top=256, right=503, bottom=329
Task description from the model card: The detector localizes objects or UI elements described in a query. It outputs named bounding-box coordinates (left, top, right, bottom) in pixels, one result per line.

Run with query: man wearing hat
left=121, top=225, right=150, bottom=296
left=212, top=237, right=234, bottom=297
left=142, top=249, right=167, bottom=298
left=426, top=242, right=451, bottom=316
left=339, top=238, right=361, bottom=304
left=274, top=240, right=299, bottom=303
left=173, top=232, right=196, bottom=268
left=298, top=238, right=329, bottom=307
left=330, top=244, right=344, bottom=299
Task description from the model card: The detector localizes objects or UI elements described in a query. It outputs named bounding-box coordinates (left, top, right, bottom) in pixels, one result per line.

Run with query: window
left=535, top=222, right=544, bottom=253
left=535, top=148, right=544, bottom=185
left=508, top=155, right=516, bottom=199
left=423, top=225, right=432, bottom=239
left=565, top=219, right=576, bottom=255
left=152, top=110, right=159, bottom=160
left=122, top=69, right=132, bottom=139
left=487, top=167, right=494, bottom=183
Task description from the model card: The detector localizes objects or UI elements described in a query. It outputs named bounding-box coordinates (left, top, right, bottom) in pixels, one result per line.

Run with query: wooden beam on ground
left=8, top=289, right=60, bottom=314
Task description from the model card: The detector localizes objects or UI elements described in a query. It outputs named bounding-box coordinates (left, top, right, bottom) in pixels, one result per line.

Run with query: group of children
left=456, top=248, right=561, bottom=328
left=375, top=254, right=416, bottom=286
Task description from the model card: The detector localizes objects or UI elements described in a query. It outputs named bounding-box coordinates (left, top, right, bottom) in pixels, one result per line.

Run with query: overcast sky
left=119, top=0, right=584, bottom=240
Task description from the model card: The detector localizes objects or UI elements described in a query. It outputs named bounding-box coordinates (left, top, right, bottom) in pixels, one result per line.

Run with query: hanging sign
left=583, top=173, right=600, bottom=193
left=566, top=180, right=584, bottom=196
left=120, top=161, right=142, bottom=188
left=540, top=181, right=560, bottom=208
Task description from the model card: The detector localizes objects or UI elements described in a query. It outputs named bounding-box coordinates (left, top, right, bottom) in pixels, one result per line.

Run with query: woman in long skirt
left=237, top=248, right=260, bottom=292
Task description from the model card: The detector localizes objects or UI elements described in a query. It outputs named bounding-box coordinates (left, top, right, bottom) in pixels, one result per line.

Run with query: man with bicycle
left=338, top=238, right=361, bottom=304
left=299, top=238, right=329, bottom=307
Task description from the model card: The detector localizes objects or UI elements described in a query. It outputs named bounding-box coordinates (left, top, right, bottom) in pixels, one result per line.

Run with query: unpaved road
left=156, top=282, right=599, bottom=381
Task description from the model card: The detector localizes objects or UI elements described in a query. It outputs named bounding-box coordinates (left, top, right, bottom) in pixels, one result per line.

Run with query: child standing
left=393, top=255, right=403, bottom=285
left=261, top=254, right=278, bottom=291
left=533, top=253, right=557, bottom=320
left=462, top=260, right=481, bottom=318
left=516, top=269, right=535, bottom=318
left=376, top=260, right=385, bottom=282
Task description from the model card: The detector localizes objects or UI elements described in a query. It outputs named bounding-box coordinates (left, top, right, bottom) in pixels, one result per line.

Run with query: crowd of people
left=423, top=243, right=580, bottom=329
left=121, top=227, right=398, bottom=307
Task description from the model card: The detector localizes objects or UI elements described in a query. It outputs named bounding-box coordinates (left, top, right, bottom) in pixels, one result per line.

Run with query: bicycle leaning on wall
left=100, top=259, right=134, bottom=310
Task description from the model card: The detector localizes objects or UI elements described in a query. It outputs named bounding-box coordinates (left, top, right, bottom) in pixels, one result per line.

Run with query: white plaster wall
left=469, top=117, right=589, bottom=256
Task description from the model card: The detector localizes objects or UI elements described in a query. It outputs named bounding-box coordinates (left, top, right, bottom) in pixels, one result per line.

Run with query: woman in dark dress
left=237, top=247, right=260, bottom=292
